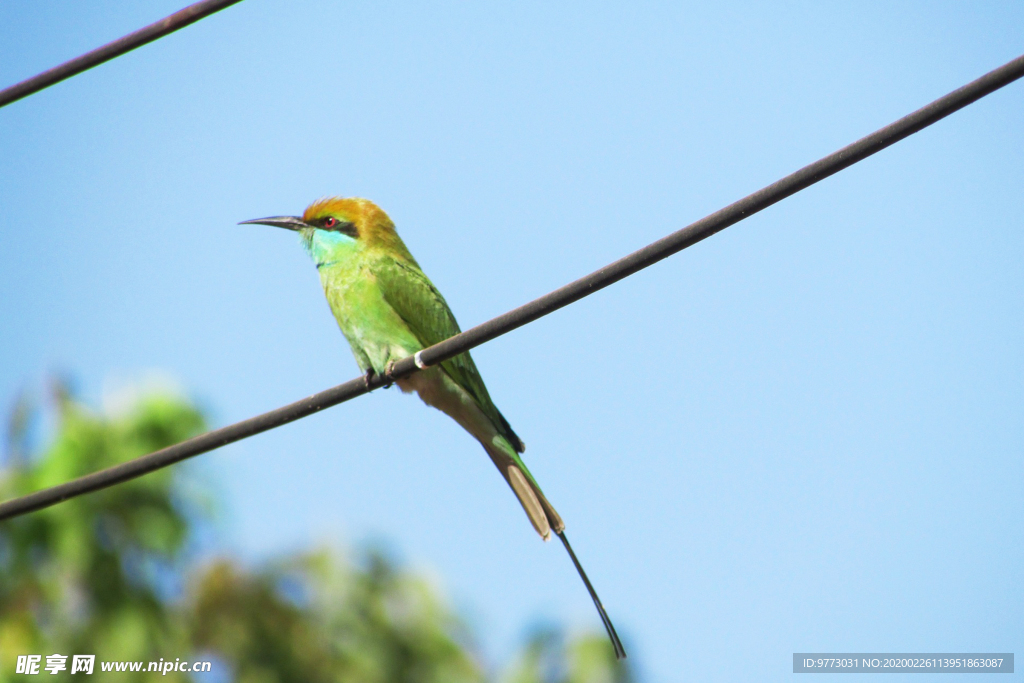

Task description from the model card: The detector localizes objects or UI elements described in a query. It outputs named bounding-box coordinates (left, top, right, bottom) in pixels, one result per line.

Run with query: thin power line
left=1, top=53, right=1022, bottom=522
left=0, top=0, right=243, bottom=109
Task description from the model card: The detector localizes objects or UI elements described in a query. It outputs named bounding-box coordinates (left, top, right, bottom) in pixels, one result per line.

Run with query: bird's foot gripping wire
left=363, top=362, right=398, bottom=391
left=382, top=360, right=397, bottom=389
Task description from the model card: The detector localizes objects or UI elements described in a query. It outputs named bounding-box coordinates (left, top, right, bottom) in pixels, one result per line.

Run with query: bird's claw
left=382, top=360, right=397, bottom=389
left=362, top=368, right=376, bottom=391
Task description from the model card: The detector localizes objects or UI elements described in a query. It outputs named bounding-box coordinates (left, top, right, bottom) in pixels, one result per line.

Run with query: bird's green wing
left=375, top=255, right=525, bottom=453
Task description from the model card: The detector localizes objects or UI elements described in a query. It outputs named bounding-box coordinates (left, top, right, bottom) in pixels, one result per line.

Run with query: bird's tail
left=483, top=436, right=627, bottom=660
left=483, top=436, right=563, bottom=540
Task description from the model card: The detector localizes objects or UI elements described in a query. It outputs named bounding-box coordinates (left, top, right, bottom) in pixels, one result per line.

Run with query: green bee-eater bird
left=242, top=197, right=624, bottom=658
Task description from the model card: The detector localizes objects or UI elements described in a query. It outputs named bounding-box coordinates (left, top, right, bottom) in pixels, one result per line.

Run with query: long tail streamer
left=557, top=530, right=626, bottom=659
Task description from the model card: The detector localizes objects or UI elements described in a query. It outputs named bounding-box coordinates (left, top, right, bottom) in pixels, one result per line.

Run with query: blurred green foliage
left=0, top=382, right=631, bottom=682
left=0, top=384, right=202, bottom=682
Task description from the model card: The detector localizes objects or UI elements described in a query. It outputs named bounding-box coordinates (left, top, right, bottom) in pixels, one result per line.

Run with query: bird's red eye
left=323, top=217, right=337, bottom=228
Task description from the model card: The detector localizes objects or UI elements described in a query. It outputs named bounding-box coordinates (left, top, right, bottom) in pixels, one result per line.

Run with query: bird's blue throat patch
left=302, top=228, right=356, bottom=270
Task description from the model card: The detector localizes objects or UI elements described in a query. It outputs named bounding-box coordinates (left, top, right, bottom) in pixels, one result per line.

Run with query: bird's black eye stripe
left=319, top=216, right=358, bottom=237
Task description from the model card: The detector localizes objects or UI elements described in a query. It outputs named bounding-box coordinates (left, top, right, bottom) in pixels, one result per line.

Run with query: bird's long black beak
left=238, top=215, right=310, bottom=231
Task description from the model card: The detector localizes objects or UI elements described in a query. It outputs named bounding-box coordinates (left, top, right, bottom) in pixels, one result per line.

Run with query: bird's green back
left=373, top=255, right=525, bottom=454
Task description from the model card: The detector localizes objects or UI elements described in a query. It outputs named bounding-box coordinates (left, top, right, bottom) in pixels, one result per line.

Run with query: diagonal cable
left=0, top=0, right=243, bottom=109
left=1, top=53, right=1022, bottom=522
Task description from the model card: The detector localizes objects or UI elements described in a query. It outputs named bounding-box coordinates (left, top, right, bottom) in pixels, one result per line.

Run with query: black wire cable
left=1, top=53, right=1022, bottom=522
left=0, top=0, right=243, bottom=109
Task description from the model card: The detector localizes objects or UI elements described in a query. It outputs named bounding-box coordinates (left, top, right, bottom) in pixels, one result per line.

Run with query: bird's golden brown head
left=302, top=197, right=406, bottom=249
left=242, top=196, right=416, bottom=266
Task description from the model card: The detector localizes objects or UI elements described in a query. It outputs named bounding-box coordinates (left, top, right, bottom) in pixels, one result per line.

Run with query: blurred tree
left=0, top=379, right=203, bottom=682
left=187, top=549, right=483, bottom=683
left=0, top=381, right=630, bottom=682
left=502, top=627, right=633, bottom=683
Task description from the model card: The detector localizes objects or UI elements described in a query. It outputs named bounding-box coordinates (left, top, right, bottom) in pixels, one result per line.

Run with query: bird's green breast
left=317, top=253, right=423, bottom=374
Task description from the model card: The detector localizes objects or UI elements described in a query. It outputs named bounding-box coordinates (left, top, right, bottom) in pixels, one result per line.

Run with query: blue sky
left=1, top=2, right=1022, bottom=680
